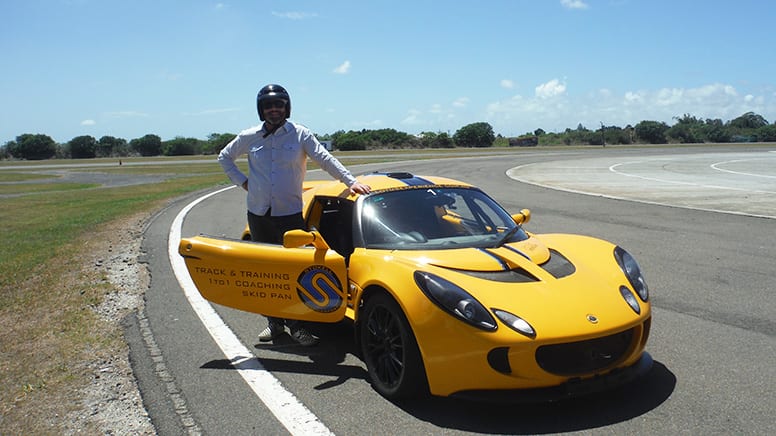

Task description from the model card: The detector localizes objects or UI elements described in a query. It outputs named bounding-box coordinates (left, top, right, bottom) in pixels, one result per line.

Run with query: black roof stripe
left=372, top=171, right=436, bottom=187
left=400, top=175, right=435, bottom=186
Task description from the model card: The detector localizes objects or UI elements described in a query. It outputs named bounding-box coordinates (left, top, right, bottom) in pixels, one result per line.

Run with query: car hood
left=378, top=234, right=646, bottom=337
left=391, top=237, right=553, bottom=277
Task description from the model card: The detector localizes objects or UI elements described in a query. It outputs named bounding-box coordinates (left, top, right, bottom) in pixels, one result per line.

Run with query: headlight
left=493, top=309, right=536, bottom=338
left=614, top=246, right=649, bottom=302
left=619, top=286, right=641, bottom=314
left=414, top=271, right=497, bottom=331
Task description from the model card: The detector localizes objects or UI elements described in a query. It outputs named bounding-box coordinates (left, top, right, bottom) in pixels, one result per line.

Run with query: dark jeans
left=247, top=209, right=305, bottom=244
left=247, top=210, right=305, bottom=329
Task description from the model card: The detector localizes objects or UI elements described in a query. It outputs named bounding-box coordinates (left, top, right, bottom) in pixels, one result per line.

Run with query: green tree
left=729, top=112, right=768, bottom=129
left=634, top=121, right=669, bottom=144
left=667, top=114, right=704, bottom=143
left=333, top=131, right=367, bottom=151
left=755, top=124, right=776, bottom=142
left=162, top=137, right=201, bottom=156
left=667, top=124, right=701, bottom=143
left=130, top=134, right=162, bottom=156
left=560, top=124, right=595, bottom=145
left=13, top=133, right=57, bottom=160
left=68, top=135, right=98, bottom=158
left=97, top=136, right=129, bottom=157
left=453, top=122, right=495, bottom=147
left=3, top=140, right=18, bottom=159
left=602, top=126, right=632, bottom=145
left=419, top=131, right=454, bottom=148
left=359, top=128, right=418, bottom=149
left=702, top=119, right=731, bottom=143
left=203, top=133, right=235, bottom=155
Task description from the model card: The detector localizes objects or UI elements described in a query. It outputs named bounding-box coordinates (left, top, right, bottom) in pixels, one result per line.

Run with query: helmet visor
left=262, top=99, right=287, bottom=110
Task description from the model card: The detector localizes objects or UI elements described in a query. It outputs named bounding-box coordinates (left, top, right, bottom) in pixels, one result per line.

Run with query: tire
left=359, top=293, right=428, bottom=400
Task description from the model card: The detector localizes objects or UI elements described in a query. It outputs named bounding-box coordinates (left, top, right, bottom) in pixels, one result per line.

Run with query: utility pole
left=600, top=122, right=606, bottom=147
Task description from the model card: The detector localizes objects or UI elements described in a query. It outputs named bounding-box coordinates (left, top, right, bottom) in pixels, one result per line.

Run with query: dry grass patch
left=0, top=211, right=153, bottom=434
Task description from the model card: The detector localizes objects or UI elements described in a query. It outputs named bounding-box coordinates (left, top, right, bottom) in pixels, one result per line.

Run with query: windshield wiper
left=494, top=227, right=519, bottom=248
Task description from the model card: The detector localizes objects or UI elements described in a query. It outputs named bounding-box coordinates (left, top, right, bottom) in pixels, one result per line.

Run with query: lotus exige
left=179, top=172, right=652, bottom=401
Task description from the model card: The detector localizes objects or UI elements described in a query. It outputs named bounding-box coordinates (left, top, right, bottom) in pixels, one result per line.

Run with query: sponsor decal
left=195, top=267, right=293, bottom=294
left=296, top=266, right=343, bottom=313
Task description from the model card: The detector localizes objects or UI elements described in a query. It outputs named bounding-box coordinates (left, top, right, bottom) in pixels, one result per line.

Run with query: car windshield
left=360, top=187, right=528, bottom=250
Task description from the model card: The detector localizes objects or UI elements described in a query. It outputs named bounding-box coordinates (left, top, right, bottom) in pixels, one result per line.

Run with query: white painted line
left=505, top=163, right=776, bottom=220
left=608, top=160, right=776, bottom=195
left=168, top=186, right=334, bottom=436
left=710, top=158, right=776, bottom=180
left=608, top=160, right=740, bottom=191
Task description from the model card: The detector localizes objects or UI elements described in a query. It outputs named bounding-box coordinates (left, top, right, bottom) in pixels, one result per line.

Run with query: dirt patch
left=63, top=213, right=155, bottom=434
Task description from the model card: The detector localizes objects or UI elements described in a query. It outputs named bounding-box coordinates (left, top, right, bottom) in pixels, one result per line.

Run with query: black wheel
left=359, top=293, right=428, bottom=400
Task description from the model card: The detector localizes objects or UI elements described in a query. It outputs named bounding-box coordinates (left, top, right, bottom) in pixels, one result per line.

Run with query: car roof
left=305, top=172, right=475, bottom=198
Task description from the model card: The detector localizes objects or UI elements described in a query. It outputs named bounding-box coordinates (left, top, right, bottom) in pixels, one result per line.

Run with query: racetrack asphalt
left=507, top=149, right=776, bottom=219
left=133, top=144, right=776, bottom=435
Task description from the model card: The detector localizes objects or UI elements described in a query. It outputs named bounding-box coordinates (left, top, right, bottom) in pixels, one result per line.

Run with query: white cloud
left=453, top=97, right=469, bottom=108
left=484, top=82, right=770, bottom=136
left=624, top=91, right=644, bottom=103
left=561, top=0, right=589, bottom=10
left=500, top=79, right=514, bottom=89
left=272, top=11, right=318, bottom=20
left=402, top=109, right=423, bottom=125
left=159, top=70, right=182, bottom=81
left=654, top=88, right=684, bottom=106
left=535, top=79, right=567, bottom=99
left=400, top=98, right=468, bottom=129
left=80, top=119, right=95, bottom=126
left=687, top=83, right=737, bottom=98
left=333, top=60, right=351, bottom=74
left=654, top=84, right=738, bottom=108
left=598, top=88, right=613, bottom=98
left=214, top=3, right=225, bottom=10
left=105, top=111, right=149, bottom=118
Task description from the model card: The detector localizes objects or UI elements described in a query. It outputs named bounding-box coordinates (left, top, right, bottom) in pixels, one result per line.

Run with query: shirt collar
left=260, top=120, right=291, bottom=136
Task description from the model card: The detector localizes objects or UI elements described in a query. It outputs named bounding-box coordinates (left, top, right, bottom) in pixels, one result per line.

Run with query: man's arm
left=302, top=128, right=370, bottom=194
left=217, top=135, right=249, bottom=188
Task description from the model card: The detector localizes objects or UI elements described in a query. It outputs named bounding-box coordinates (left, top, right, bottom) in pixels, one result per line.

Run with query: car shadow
left=201, top=320, right=675, bottom=434
left=391, top=360, right=676, bottom=434
left=201, top=320, right=369, bottom=391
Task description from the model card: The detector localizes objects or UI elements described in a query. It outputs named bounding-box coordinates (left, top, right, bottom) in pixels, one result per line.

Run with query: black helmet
left=256, top=84, right=291, bottom=121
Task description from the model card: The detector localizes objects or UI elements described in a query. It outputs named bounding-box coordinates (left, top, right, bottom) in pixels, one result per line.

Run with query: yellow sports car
left=179, top=172, right=652, bottom=401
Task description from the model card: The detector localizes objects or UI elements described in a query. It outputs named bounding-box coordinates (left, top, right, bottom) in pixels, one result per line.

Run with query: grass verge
left=0, top=169, right=225, bottom=433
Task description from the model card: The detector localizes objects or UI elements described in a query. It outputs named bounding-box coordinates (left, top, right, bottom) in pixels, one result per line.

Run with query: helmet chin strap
left=262, top=119, right=285, bottom=138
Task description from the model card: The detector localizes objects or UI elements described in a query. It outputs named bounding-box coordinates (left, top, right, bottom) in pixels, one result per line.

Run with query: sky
left=2, top=0, right=775, bottom=144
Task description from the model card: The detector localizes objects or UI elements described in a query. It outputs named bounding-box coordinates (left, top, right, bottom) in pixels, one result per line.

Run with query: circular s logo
left=296, top=266, right=343, bottom=313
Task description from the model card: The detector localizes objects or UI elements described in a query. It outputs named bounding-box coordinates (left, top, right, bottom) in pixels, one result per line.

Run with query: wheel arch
left=352, top=284, right=392, bottom=351
left=352, top=281, right=433, bottom=356
left=355, top=285, right=430, bottom=399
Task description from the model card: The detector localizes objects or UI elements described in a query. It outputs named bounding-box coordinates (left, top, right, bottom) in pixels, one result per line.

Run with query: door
left=179, top=235, right=348, bottom=322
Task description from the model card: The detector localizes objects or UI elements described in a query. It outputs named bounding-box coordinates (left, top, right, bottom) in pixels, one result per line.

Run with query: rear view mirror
left=512, top=208, right=531, bottom=226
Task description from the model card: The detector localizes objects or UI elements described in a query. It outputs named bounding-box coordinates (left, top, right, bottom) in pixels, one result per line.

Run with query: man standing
left=218, top=84, right=370, bottom=346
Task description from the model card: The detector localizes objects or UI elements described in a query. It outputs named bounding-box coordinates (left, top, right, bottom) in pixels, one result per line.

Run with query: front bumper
left=449, top=351, right=653, bottom=403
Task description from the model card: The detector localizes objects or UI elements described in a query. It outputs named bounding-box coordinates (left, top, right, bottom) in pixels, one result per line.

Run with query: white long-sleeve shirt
left=218, top=121, right=357, bottom=216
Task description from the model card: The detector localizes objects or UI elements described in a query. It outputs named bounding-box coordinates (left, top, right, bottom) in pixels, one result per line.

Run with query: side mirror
left=283, top=229, right=330, bottom=250
left=512, top=208, right=531, bottom=226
